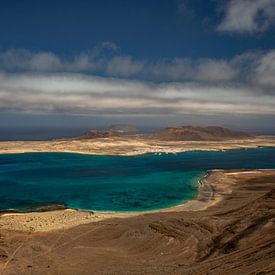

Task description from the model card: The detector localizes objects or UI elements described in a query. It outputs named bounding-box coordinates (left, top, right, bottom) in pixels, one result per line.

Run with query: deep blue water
left=0, top=147, right=275, bottom=212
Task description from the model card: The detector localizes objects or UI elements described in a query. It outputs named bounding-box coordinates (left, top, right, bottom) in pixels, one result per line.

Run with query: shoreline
left=0, top=136, right=275, bottom=156
left=0, top=169, right=244, bottom=232
left=0, top=144, right=274, bottom=157
left=0, top=145, right=273, bottom=157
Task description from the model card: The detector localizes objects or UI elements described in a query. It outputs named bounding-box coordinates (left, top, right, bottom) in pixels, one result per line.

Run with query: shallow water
left=0, top=147, right=275, bottom=212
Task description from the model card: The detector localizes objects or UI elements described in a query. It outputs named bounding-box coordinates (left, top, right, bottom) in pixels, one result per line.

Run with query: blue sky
left=0, top=0, right=275, bottom=134
left=0, top=0, right=274, bottom=59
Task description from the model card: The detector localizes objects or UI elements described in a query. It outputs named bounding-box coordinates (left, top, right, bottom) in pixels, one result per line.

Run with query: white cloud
left=0, top=72, right=274, bottom=117
left=106, top=56, right=145, bottom=77
left=0, top=49, right=81, bottom=72
left=146, top=58, right=193, bottom=81
left=0, top=48, right=240, bottom=82
left=141, top=58, right=239, bottom=82
left=0, top=47, right=275, bottom=119
left=218, top=0, right=275, bottom=33
left=29, top=52, right=63, bottom=71
left=194, top=60, right=238, bottom=81
left=0, top=42, right=119, bottom=73
left=252, top=49, right=275, bottom=87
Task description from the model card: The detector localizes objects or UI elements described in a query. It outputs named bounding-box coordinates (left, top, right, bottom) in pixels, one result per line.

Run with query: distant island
left=0, top=125, right=274, bottom=156
left=78, top=125, right=252, bottom=140
left=151, top=125, right=252, bottom=140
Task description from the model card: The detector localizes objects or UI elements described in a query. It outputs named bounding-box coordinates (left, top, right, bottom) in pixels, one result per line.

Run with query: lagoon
left=0, top=147, right=275, bottom=212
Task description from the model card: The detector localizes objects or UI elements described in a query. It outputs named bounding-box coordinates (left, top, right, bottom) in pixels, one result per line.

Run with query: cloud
left=0, top=71, right=274, bottom=117
left=0, top=42, right=119, bottom=73
left=194, top=59, right=238, bottom=81
left=140, top=58, right=239, bottom=82
left=252, top=49, right=275, bottom=87
left=0, top=49, right=89, bottom=72
left=218, top=0, right=275, bottom=33
left=106, top=56, right=145, bottom=77
left=1, top=47, right=275, bottom=89
left=0, top=47, right=240, bottom=82
left=0, top=46, right=275, bottom=119
left=100, top=41, right=119, bottom=52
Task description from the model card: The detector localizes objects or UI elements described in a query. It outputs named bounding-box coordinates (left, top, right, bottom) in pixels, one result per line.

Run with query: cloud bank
left=0, top=46, right=275, bottom=119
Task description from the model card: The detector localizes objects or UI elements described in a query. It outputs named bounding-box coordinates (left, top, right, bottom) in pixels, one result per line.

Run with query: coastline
left=0, top=169, right=249, bottom=232
left=0, top=138, right=274, bottom=232
left=0, top=136, right=275, bottom=156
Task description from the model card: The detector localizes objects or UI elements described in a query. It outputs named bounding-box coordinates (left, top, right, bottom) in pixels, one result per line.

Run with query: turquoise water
left=0, top=147, right=275, bottom=212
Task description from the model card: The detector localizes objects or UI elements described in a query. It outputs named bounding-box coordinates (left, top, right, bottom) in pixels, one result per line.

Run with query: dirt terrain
left=0, top=170, right=274, bottom=274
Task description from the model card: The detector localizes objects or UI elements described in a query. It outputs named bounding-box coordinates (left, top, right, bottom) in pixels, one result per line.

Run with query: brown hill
left=152, top=125, right=252, bottom=141
left=78, top=130, right=118, bottom=139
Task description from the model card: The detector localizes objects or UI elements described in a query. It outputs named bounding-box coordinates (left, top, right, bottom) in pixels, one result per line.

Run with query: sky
left=1, top=0, right=275, bottom=137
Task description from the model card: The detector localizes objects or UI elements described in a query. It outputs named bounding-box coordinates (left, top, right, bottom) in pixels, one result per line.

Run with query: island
left=1, top=125, right=275, bottom=155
